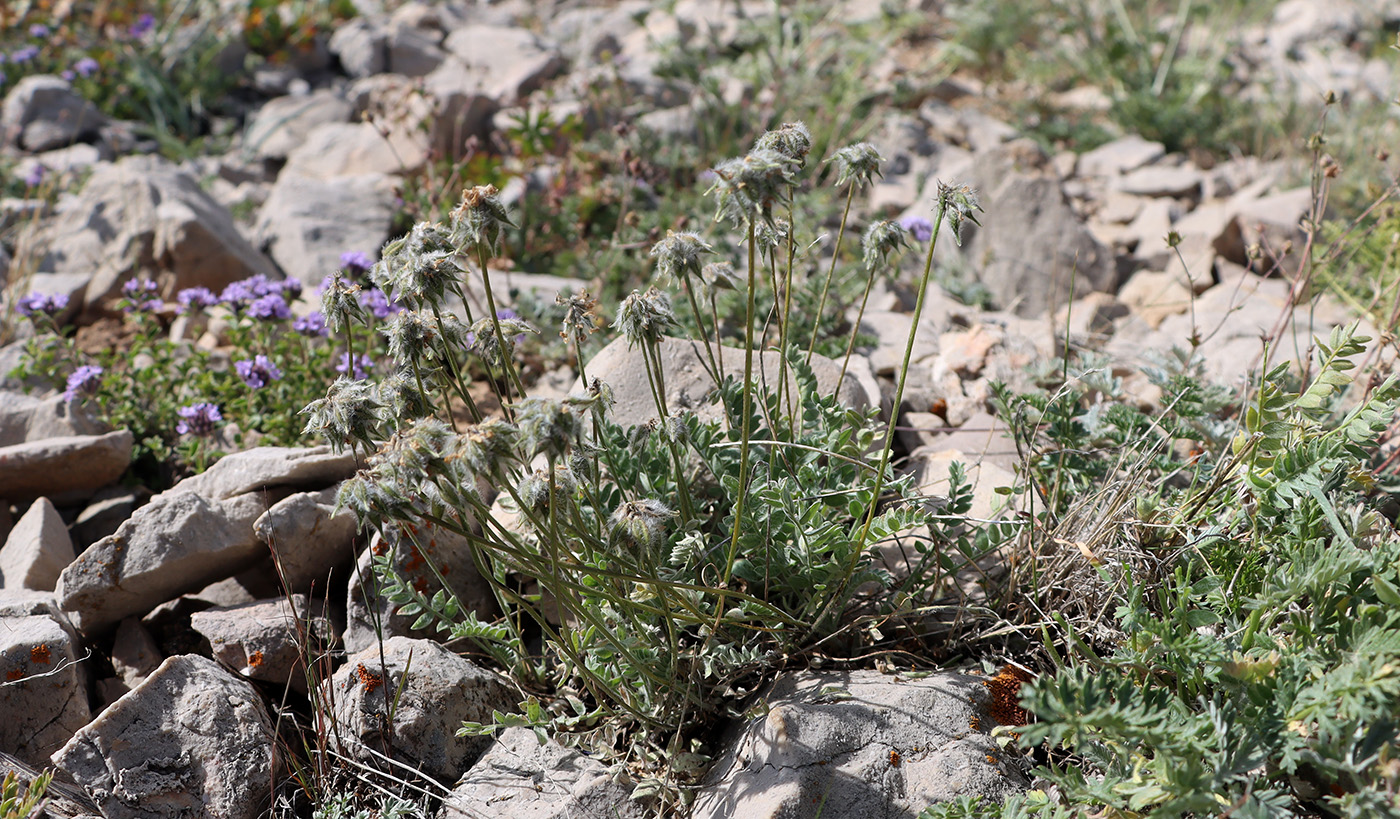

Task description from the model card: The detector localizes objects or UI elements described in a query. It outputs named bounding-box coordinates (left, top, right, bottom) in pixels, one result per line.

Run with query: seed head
left=650, top=231, right=714, bottom=286
left=468, top=316, right=536, bottom=369
left=376, top=369, right=432, bottom=420
left=515, top=397, right=583, bottom=462
left=557, top=290, right=603, bottom=346
left=372, top=222, right=460, bottom=309
left=608, top=498, right=676, bottom=554
left=302, top=377, right=383, bottom=453
left=449, top=184, right=514, bottom=257
left=320, top=275, right=367, bottom=333
left=827, top=142, right=884, bottom=188
left=707, top=148, right=799, bottom=227
left=935, top=181, right=982, bottom=247
left=613, top=287, right=675, bottom=348
left=456, top=418, right=521, bottom=476
left=753, top=122, right=813, bottom=168
left=861, top=220, right=909, bottom=273
left=700, top=261, right=739, bottom=292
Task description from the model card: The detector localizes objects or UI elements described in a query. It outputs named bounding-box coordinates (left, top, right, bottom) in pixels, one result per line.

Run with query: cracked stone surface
left=52, top=654, right=274, bottom=819
left=691, top=670, right=1030, bottom=819
left=0, top=612, right=90, bottom=767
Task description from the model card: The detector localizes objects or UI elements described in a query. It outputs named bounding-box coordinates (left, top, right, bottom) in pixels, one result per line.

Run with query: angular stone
left=14, top=155, right=279, bottom=318
left=70, top=486, right=148, bottom=553
left=914, top=411, right=1020, bottom=473
left=282, top=121, right=428, bottom=180
left=0, top=613, right=91, bottom=767
left=255, top=171, right=398, bottom=289
left=1, top=75, right=104, bottom=152
left=241, top=90, right=353, bottom=162
left=0, top=497, right=74, bottom=591
left=1117, top=269, right=1194, bottom=329
left=0, top=386, right=108, bottom=444
left=439, top=25, right=565, bottom=103
left=191, top=595, right=329, bottom=693
left=1077, top=135, right=1165, bottom=177
left=442, top=727, right=647, bottom=818
left=56, top=491, right=269, bottom=634
left=1126, top=198, right=1178, bottom=266
left=172, top=445, right=356, bottom=502
left=0, top=430, right=132, bottom=501
left=906, top=448, right=1019, bottom=521
left=252, top=486, right=359, bottom=595
left=327, top=637, right=514, bottom=785
left=693, top=670, right=1029, bottom=819
left=576, top=336, right=872, bottom=430
left=110, top=616, right=163, bottom=693
left=53, top=655, right=275, bottom=819
left=1114, top=164, right=1204, bottom=198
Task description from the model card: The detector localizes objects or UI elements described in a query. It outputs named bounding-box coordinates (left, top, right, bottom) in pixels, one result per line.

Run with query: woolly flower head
left=752, top=122, right=812, bottom=168
left=827, top=142, right=884, bottom=189
left=609, top=498, right=677, bottom=554
left=650, top=231, right=714, bottom=286
left=707, top=148, right=799, bottom=227
left=700, top=261, right=739, bottom=293
left=556, top=290, right=603, bottom=347
left=755, top=218, right=790, bottom=254
left=935, top=181, right=982, bottom=247
left=372, top=221, right=458, bottom=309
left=449, top=184, right=513, bottom=257
left=319, top=275, right=366, bottom=333
left=613, top=287, right=675, bottom=348
left=861, top=219, right=908, bottom=273
left=468, top=315, right=536, bottom=369
left=515, top=397, right=584, bottom=462
left=375, top=369, right=432, bottom=421
left=301, top=377, right=382, bottom=453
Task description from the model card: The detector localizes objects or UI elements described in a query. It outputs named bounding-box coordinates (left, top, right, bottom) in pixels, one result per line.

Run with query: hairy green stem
left=807, top=184, right=856, bottom=361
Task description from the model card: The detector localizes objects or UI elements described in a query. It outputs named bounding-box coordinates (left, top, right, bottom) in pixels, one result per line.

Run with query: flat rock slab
left=327, top=637, right=514, bottom=785
left=191, top=594, right=329, bottom=693
left=0, top=430, right=133, bottom=501
left=692, top=670, right=1029, bottom=819
left=172, top=446, right=357, bottom=501
left=0, top=496, right=75, bottom=591
left=56, top=491, right=269, bottom=634
left=53, top=654, right=275, bottom=819
left=578, top=335, right=872, bottom=429
left=252, top=487, right=358, bottom=594
left=442, top=726, right=647, bottom=819
left=0, top=391, right=109, bottom=446
left=0, top=613, right=91, bottom=767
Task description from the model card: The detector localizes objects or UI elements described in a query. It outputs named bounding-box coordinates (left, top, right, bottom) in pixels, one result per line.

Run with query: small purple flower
left=60, top=70, right=74, bottom=81
left=234, top=355, right=282, bottom=389
left=339, top=251, right=373, bottom=275
left=336, top=352, right=374, bottom=380
left=247, top=293, right=292, bottom=321
left=122, top=278, right=158, bottom=297
left=22, top=164, right=46, bottom=188
left=16, top=291, right=68, bottom=317
left=219, top=279, right=257, bottom=309
left=11, top=45, right=40, bottom=64
left=293, top=312, right=327, bottom=337
left=357, top=287, right=401, bottom=320
left=29, top=24, right=50, bottom=38
left=176, top=287, right=219, bottom=313
left=279, top=277, right=304, bottom=298
left=900, top=215, right=934, bottom=243
left=129, top=13, right=155, bottom=38
left=73, top=56, right=99, bottom=78
left=176, top=402, right=222, bottom=436
left=62, top=365, right=103, bottom=402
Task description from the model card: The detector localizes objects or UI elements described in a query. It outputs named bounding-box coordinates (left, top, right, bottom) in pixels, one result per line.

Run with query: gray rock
left=255, top=171, right=398, bottom=288
left=0, top=390, right=109, bottom=447
left=53, top=654, right=275, bottom=819
left=191, top=595, right=330, bottom=693
left=55, top=491, right=269, bottom=634
left=441, top=726, right=647, bottom=819
left=282, top=121, right=427, bottom=179
left=327, top=637, right=514, bottom=785
left=343, top=518, right=497, bottom=654
left=693, top=670, right=1029, bottom=819
left=0, top=613, right=91, bottom=767
left=1076, top=135, right=1165, bottom=177
left=440, top=25, right=565, bottom=102
left=328, top=18, right=386, bottom=77
left=1114, top=164, right=1205, bottom=198
left=0, top=430, right=132, bottom=501
left=253, top=486, right=359, bottom=594
left=0, top=75, right=104, bottom=152
left=576, top=335, right=872, bottom=429
left=546, top=2, right=647, bottom=65
left=14, top=155, right=279, bottom=318
left=241, top=90, right=353, bottom=162
left=171, top=445, right=356, bottom=502
left=70, top=486, right=148, bottom=553
left=420, top=67, right=500, bottom=158
left=950, top=141, right=1116, bottom=317
left=109, top=616, right=164, bottom=694
left=0, top=497, right=74, bottom=591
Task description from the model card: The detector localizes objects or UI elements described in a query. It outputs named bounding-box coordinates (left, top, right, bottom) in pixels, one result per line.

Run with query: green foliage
left=0, top=770, right=51, bottom=819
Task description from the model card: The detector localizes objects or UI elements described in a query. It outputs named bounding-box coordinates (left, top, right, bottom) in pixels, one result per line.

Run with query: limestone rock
left=0, top=497, right=74, bottom=591
left=241, top=90, right=353, bottom=162
left=442, top=727, right=647, bottom=819
left=692, top=670, right=1029, bottom=819
left=252, top=486, right=359, bottom=594
left=0, top=613, right=91, bottom=767
left=0, top=430, right=132, bottom=501
left=1077, top=135, right=1166, bottom=177
left=255, top=171, right=398, bottom=288
left=191, top=595, right=330, bottom=693
left=327, top=637, right=514, bottom=785
left=53, top=654, right=275, bottom=819
left=1, top=75, right=104, bottom=152
left=171, top=445, right=356, bottom=502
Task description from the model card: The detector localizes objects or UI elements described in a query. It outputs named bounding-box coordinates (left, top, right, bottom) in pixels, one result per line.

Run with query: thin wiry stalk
left=836, top=263, right=878, bottom=388
left=680, top=274, right=723, bottom=386
left=430, top=303, right=481, bottom=425
left=807, top=183, right=856, bottom=361
left=724, top=219, right=759, bottom=586
left=641, top=340, right=696, bottom=523
left=474, top=245, right=526, bottom=418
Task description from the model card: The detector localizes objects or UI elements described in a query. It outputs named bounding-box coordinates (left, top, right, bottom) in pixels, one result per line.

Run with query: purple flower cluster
left=293, top=312, right=327, bottom=337
left=10, top=45, right=40, bottom=64
left=247, top=293, right=292, bottom=321
left=29, top=24, right=50, bottom=38
left=358, top=287, right=402, bottom=320
left=336, top=353, right=374, bottom=380
left=122, top=278, right=162, bottom=312
left=129, top=14, right=156, bottom=38
left=219, top=274, right=300, bottom=312
left=339, top=251, right=374, bottom=275
left=16, top=291, right=68, bottom=317
left=176, top=402, right=222, bottom=436
left=22, top=164, right=46, bottom=188
left=73, top=56, right=99, bottom=78
left=235, top=355, right=282, bottom=389
left=900, top=215, right=934, bottom=243
left=62, top=365, right=103, bottom=402
left=177, top=287, right=219, bottom=313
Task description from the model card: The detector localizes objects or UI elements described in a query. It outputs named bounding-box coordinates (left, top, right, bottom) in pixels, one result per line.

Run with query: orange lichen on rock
left=5, top=669, right=24, bottom=681
left=247, top=651, right=264, bottom=668
left=30, top=644, right=52, bottom=664
left=355, top=662, right=383, bottom=694
left=983, top=664, right=1033, bottom=727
